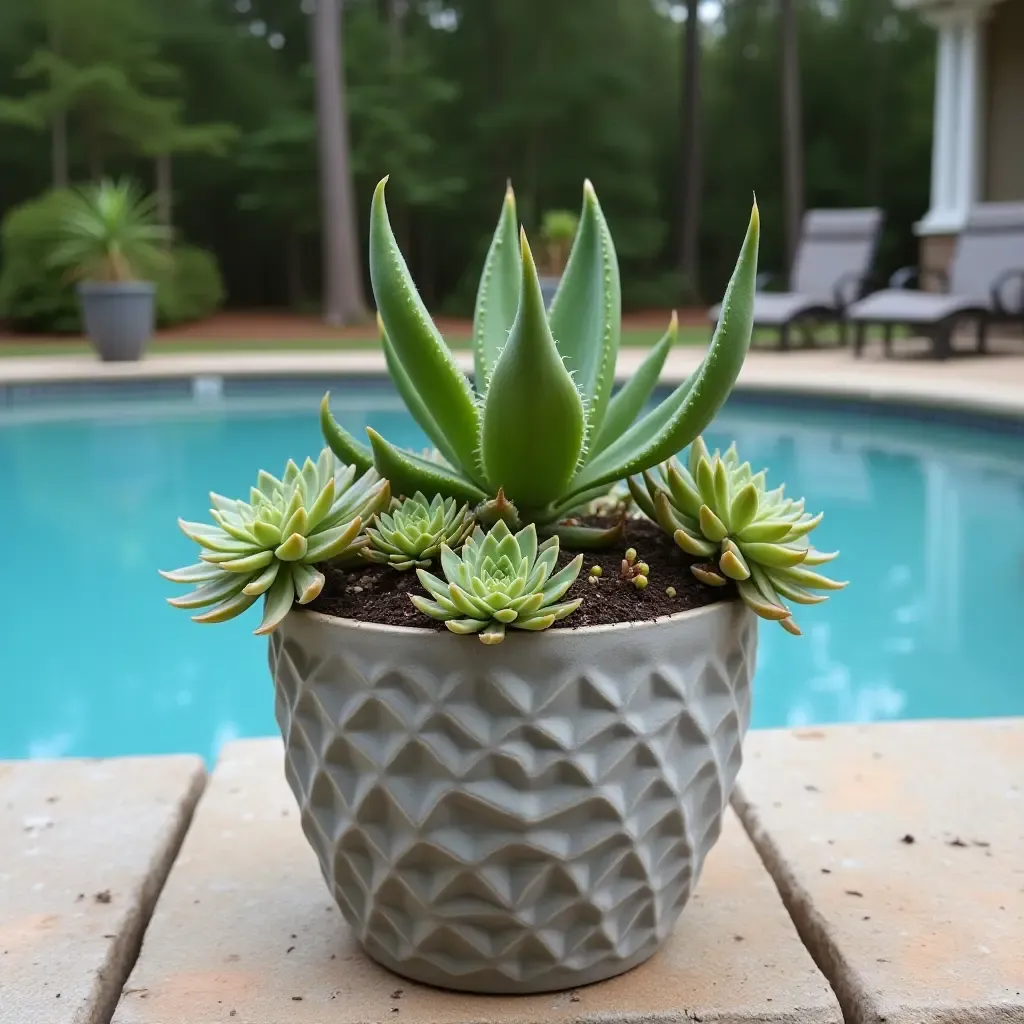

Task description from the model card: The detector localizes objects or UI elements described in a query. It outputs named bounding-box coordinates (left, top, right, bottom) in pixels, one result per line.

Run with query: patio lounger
left=848, top=201, right=1024, bottom=359
left=709, top=207, right=884, bottom=348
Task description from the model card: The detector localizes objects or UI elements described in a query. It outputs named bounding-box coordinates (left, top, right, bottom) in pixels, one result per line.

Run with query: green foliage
left=0, top=189, right=80, bottom=332
left=629, top=438, right=847, bottom=634
left=322, top=178, right=758, bottom=544
left=364, top=492, right=474, bottom=570
left=162, top=450, right=391, bottom=635
left=156, top=244, right=224, bottom=326
left=410, top=520, right=583, bottom=644
left=48, top=177, right=171, bottom=282
left=0, top=186, right=223, bottom=331
left=540, top=210, right=580, bottom=244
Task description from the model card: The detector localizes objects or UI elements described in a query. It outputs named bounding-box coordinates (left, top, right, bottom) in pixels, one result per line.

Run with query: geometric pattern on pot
left=269, top=602, right=757, bottom=994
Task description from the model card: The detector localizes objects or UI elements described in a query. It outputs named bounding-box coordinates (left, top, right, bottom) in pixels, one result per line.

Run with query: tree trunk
left=679, top=0, right=701, bottom=300
left=779, top=0, right=805, bottom=282
left=387, top=0, right=404, bottom=68
left=312, top=0, right=368, bottom=326
left=155, top=153, right=173, bottom=227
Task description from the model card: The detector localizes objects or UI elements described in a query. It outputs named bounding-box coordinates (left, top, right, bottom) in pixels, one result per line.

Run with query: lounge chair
left=848, top=202, right=1024, bottom=359
left=709, top=207, right=884, bottom=348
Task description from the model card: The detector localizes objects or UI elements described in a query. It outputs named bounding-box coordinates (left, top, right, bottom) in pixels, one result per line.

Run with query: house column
left=916, top=4, right=988, bottom=238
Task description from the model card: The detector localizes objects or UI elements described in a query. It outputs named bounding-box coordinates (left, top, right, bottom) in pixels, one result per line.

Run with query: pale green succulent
left=410, top=521, right=584, bottom=644
left=629, top=438, right=846, bottom=634
left=161, top=450, right=391, bottom=635
left=321, top=176, right=759, bottom=548
left=364, top=492, right=474, bottom=570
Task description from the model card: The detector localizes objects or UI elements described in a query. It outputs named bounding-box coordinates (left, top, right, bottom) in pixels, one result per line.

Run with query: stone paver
left=114, top=738, right=840, bottom=1024
left=0, top=755, right=205, bottom=1024
left=733, top=719, right=1024, bottom=1024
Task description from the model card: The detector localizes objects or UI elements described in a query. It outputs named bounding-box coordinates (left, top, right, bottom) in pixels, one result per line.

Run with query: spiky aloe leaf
left=548, top=180, right=620, bottom=440
left=320, top=394, right=373, bottom=474
left=480, top=230, right=586, bottom=512
left=472, top=183, right=520, bottom=389
left=377, top=314, right=464, bottom=471
left=365, top=428, right=488, bottom=504
left=592, top=312, right=677, bottom=456
left=369, top=178, right=480, bottom=470
left=565, top=201, right=759, bottom=498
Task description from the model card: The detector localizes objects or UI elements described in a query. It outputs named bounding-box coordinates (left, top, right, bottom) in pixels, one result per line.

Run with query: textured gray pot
left=270, top=601, right=757, bottom=994
left=76, top=280, right=156, bottom=361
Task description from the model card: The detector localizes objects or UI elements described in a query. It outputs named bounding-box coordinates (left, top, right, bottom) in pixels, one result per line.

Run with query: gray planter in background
left=270, top=601, right=757, bottom=994
left=76, top=280, right=156, bottom=361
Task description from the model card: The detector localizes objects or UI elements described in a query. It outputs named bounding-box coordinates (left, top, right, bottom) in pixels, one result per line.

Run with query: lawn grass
left=0, top=320, right=863, bottom=358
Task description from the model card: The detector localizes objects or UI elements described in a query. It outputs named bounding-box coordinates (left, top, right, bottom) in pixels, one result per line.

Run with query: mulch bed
left=305, top=516, right=732, bottom=631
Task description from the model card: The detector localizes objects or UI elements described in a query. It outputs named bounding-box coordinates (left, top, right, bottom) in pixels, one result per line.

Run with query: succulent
left=364, top=491, right=474, bottom=570
left=161, top=450, right=390, bottom=635
left=629, top=438, right=846, bottom=634
left=321, top=176, right=759, bottom=548
left=410, top=521, right=584, bottom=644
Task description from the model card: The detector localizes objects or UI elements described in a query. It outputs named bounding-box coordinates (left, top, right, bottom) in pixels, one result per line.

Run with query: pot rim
left=286, top=595, right=744, bottom=639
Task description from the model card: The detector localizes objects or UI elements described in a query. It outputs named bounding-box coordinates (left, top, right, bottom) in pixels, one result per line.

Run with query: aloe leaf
left=366, top=428, right=487, bottom=504
left=480, top=229, right=585, bottom=511
left=472, top=183, right=520, bottom=389
left=565, top=201, right=759, bottom=497
left=378, top=314, right=464, bottom=472
left=369, top=178, right=480, bottom=469
left=320, top=394, right=373, bottom=474
left=548, top=181, right=621, bottom=440
left=592, top=312, right=677, bottom=456
left=627, top=475, right=657, bottom=521
left=167, top=572, right=249, bottom=609
left=544, top=517, right=626, bottom=550
left=159, top=562, right=223, bottom=584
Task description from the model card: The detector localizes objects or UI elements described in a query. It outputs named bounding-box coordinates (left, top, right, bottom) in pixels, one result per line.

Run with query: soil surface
left=305, top=516, right=733, bottom=631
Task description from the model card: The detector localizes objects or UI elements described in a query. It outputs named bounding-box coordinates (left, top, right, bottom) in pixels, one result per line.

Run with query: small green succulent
left=364, top=491, right=474, bottom=570
left=321, top=176, right=759, bottom=547
left=629, top=438, right=846, bottom=634
left=410, top=521, right=584, bottom=644
left=162, top=450, right=390, bottom=635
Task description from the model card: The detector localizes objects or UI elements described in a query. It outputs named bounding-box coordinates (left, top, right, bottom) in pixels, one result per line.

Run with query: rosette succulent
left=364, top=492, right=474, bottom=570
left=162, top=450, right=390, bottom=635
left=630, top=438, right=846, bottom=634
left=410, top=521, right=584, bottom=644
left=321, top=176, right=759, bottom=547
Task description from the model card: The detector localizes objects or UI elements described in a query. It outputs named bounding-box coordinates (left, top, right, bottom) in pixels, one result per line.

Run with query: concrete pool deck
left=1, top=342, right=1024, bottom=421
left=2, top=719, right=1021, bottom=1024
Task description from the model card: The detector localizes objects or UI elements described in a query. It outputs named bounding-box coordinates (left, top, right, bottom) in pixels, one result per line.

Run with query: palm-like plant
left=48, top=178, right=172, bottom=283
left=321, top=177, right=759, bottom=547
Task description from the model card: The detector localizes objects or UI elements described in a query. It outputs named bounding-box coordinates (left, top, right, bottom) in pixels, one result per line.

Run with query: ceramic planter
left=76, top=280, right=156, bottom=361
left=270, top=600, right=757, bottom=994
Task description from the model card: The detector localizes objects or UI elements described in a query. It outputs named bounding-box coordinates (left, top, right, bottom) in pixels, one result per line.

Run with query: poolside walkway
left=2, top=341, right=1024, bottom=419
left=2, top=719, right=1021, bottom=1024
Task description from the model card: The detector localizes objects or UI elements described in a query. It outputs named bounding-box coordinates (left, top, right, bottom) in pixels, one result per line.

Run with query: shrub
left=0, top=189, right=226, bottom=333
left=157, top=244, right=225, bottom=327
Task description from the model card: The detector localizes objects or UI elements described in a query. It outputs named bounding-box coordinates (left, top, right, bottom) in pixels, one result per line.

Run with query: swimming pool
left=2, top=378, right=1022, bottom=762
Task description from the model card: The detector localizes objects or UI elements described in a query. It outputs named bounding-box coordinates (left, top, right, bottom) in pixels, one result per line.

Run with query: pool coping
left=1, top=347, right=1023, bottom=422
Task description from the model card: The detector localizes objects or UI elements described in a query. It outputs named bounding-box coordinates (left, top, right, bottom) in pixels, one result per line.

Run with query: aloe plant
left=321, top=177, right=759, bottom=547
left=630, top=438, right=846, bottom=634
left=364, top=491, right=474, bottom=570
left=411, top=521, right=583, bottom=644
left=161, top=450, right=390, bottom=635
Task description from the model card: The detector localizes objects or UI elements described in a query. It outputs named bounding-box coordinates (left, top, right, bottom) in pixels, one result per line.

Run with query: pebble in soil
left=305, top=516, right=735, bottom=630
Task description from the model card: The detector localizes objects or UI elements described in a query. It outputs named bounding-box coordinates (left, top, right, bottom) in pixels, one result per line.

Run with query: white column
left=916, top=4, right=989, bottom=236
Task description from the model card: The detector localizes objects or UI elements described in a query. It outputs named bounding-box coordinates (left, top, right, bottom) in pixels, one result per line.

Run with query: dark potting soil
left=305, top=516, right=734, bottom=631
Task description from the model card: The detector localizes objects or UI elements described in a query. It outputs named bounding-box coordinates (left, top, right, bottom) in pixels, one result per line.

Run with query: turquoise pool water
left=2, top=380, right=1022, bottom=762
